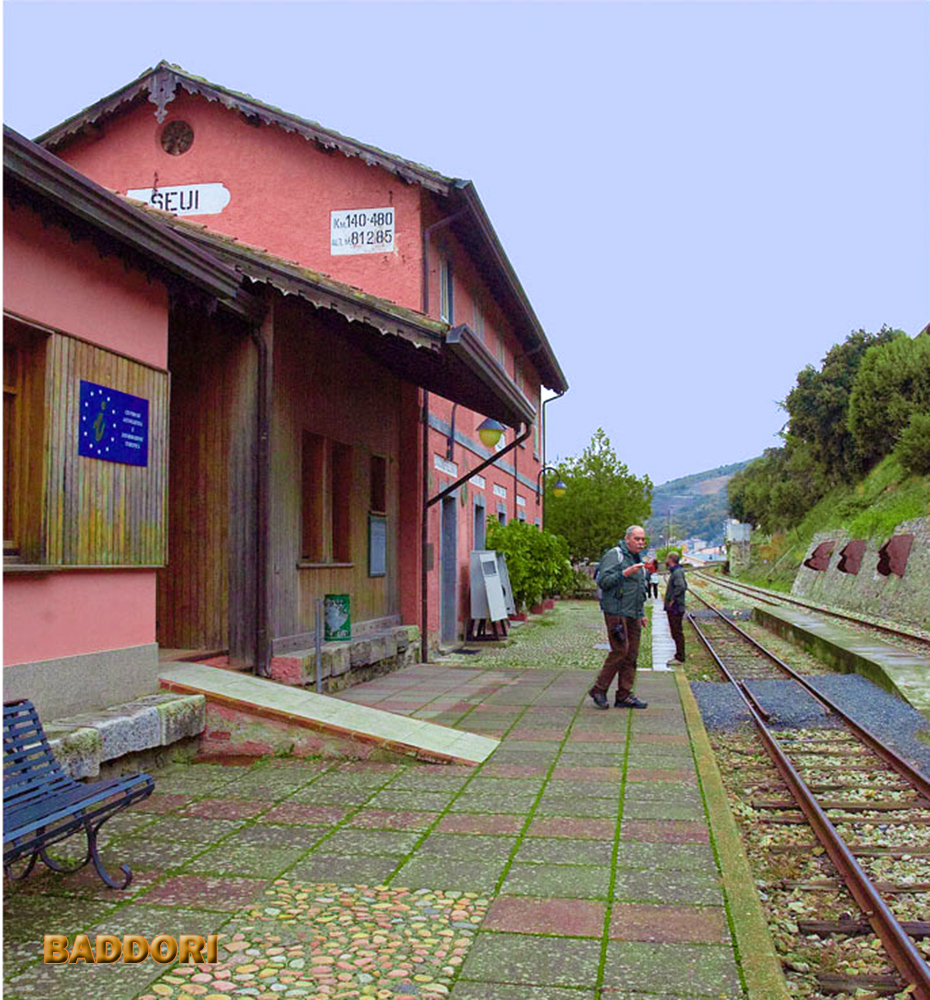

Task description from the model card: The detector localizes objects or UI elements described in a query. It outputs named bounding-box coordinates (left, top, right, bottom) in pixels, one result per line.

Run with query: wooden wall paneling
left=156, top=307, right=229, bottom=651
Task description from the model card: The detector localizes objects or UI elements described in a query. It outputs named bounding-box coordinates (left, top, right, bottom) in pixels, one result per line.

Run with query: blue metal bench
left=3, top=699, right=154, bottom=889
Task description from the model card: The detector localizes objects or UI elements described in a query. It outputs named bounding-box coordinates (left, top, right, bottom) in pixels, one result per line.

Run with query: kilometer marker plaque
left=331, top=207, right=395, bottom=255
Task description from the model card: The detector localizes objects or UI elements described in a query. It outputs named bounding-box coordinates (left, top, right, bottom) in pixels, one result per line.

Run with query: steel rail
left=694, top=572, right=930, bottom=649
left=688, top=610, right=930, bottom=999
left=688, top=591, right=930, bottom=799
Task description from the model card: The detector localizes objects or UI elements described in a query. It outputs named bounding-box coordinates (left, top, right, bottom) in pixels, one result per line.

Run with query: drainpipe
left=420, top=207, right=468, bottom=664
left=249, top=315, right=272, bottom=677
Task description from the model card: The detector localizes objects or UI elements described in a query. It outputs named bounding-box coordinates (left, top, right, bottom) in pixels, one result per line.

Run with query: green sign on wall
left=324, top=594, right=351, bottom=641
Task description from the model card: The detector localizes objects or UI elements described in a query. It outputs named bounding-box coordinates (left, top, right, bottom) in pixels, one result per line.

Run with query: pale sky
left=4, top=1, right=928, bottom=485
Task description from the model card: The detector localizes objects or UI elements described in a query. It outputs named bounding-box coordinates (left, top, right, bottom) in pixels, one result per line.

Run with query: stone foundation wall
left=792, top=516, right=930, bottom=629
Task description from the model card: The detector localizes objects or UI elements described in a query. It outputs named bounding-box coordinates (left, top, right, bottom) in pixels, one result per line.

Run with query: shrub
left=894, top=411, right=930, bottom=476
left=486, top=519, right=573, bottom=610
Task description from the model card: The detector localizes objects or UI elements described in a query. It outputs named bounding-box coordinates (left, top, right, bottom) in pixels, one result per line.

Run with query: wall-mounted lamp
left=477, top=418, right=505, bottom=450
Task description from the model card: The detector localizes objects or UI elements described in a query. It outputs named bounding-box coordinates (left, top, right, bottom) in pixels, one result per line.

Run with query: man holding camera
left=589, top=525, right=650, bottom=710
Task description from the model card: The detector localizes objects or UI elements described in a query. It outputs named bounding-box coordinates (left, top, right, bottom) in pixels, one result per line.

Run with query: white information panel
left=331, top=208, right=395, bottom=255
left=470, top=551, right=508, bottom=622
left=126, top=183, right=230, bottom=217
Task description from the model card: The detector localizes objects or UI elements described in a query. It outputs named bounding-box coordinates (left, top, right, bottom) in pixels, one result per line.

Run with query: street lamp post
left=536, top=465, right=567, bottom=500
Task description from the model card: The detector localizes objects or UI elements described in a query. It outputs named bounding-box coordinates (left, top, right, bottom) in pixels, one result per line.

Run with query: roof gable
left=36, top=61, right=567, bottom=393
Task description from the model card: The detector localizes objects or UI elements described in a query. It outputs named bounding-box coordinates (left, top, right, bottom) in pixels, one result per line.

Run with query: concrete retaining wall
left=792, top=516, right=930, bottom=630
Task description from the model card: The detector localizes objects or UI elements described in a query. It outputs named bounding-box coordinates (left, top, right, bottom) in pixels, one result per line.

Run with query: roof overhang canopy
left=175, top=226, right=535, bottom=429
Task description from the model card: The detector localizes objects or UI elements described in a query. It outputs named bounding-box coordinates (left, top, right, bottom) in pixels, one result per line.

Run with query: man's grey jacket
left=597, top=541, right=647, bottom=618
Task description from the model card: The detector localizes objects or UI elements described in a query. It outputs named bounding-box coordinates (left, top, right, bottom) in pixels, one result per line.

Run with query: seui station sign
left=126, top=183, right=231, bottom=217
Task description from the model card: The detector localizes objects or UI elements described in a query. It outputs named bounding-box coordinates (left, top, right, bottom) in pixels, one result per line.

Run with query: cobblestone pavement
left=4, top=602, right=744, bottom=999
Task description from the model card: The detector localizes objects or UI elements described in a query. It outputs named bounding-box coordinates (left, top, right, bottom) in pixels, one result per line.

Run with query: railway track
left=693, top=570, right=930, bottom=651
left=688, top=594, right=930, bottom=998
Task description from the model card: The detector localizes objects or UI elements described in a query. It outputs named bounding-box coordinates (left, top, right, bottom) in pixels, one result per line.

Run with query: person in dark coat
left=664, top=551, right=688, bottom=665
left=589, top=525, right=650, bottom=710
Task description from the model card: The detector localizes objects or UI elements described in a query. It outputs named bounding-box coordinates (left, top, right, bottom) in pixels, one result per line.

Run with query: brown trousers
left=592, top=614, right=642, bottom=701
left=667, top=609, right=686, bottom=661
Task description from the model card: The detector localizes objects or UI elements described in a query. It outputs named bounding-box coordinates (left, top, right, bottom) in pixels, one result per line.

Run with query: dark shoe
left=589, top=689, right=609, bottom=710
left=615, top=695, right=649, bottom=710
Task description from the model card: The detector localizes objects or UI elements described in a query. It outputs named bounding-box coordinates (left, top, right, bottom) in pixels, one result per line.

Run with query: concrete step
left=158, top=662, right=499, bottom=765
left=44, top=693, right=206, bottom=779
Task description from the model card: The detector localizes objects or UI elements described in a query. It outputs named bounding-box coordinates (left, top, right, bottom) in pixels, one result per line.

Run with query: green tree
left=783, top=326, right=900, bottom=481
left=894, top=411, right=930, bottom=476
left=542, top=428, right=652, bottom=562
left=848, top=333, right=930, bottom=467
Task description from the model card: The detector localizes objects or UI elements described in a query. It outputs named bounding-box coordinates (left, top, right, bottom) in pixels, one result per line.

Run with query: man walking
left=664, top=551, right=688, bottom=665
left=589, top=525, right=650, bottom=710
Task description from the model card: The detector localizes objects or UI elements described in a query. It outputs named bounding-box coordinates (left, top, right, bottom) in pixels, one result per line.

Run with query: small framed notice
left=78, top=380, right=149, bottom=466
left=368, top=514, right=387, bottom=577
left=331, top=208, right=395, bottom=255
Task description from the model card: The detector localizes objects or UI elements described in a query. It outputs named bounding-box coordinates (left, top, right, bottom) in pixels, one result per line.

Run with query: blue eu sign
left=78, top=381, right=149, bottom=467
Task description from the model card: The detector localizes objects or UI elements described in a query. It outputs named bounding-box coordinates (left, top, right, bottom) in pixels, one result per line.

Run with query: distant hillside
left=647, top=459, right=757, bottom=546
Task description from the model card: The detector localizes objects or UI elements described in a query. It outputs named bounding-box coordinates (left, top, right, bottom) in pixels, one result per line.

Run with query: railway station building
left=3, top=63, right=567, bottom=714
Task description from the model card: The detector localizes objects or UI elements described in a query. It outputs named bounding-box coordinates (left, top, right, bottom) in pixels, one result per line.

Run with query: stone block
left=394, top=626, right=410, bottom=652
left=349, top=638, right=373, bottom=668
left=326, top=644, right=351, bottom=677
left=48, top=727, right=103, bottom=779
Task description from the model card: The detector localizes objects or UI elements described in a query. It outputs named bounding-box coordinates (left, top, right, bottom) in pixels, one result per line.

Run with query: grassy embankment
left=735, top=455, right=930, bottom=592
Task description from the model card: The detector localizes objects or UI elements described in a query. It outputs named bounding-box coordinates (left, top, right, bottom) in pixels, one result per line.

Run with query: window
left=331, top=442, right=353, bottom=563
left=301, top=431, right=326, bottom=561
left=473, top=499, right=487, bottom=550
left=3, top=317, right=46, bottom=562
left=301, top=433, right=353, bottom=564
left=473, top=300, right=485, bottom=341
left=496, top=332, right=505, bottom=367
left=370, top=454, right=387, bottom=514
left=439, top=257, right=453, bottom=323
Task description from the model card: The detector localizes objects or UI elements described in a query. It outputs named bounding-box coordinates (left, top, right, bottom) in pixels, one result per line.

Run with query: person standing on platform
left=648, top=566, right=660, bottom=600
left=589, top=525, right=650, bottom=710
left=664, top=551, right=688, bottom=665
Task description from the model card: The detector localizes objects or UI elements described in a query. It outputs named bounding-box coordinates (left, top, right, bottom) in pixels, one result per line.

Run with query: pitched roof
left=35, top=61, right=568, bottom=393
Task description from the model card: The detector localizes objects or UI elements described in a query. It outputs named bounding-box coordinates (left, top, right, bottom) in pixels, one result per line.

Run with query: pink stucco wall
left=4, top=200, right=168, bottom=666
left=4, top=571, right=156, bottom=665
left=58, top=92, right=424, bottom=312
left=4, top=202, right=169, bottom=369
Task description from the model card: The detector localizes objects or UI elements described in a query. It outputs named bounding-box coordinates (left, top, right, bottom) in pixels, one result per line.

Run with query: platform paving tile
left=461, top=932, right=604, bottom=987
left=417, top=833, right=518, bottom=861
left=485, top=895, right=606, bottom=936
left=452, top=984, right=596, bottom=999
left=501, top=861, right=611, bottom=899
left=615, top=840, right=717, bottom=872
left=437, top=812, right=526, bottom=835
left=183, top=841, right=308, bottom=878
left=602, top=941, right=742, bottom=997
left=317, top=827, right=421, bottom=857
left=288, top=852, right=402, bottom=885
left=613, top=867, right=724, bottom=906
left=515, top=835, right=614, bottom=866
left=610, top=902, right=730, bottom=944
left=393, top=857, right=504, bottom=892
left=623, top=800, right=706, bottom=821
left=349, top=807, right=440, bottom=831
